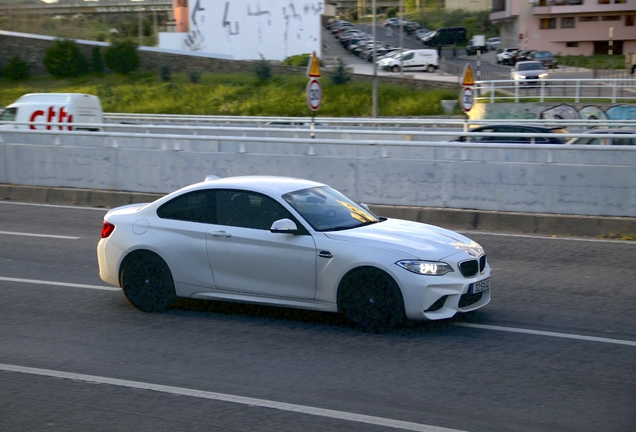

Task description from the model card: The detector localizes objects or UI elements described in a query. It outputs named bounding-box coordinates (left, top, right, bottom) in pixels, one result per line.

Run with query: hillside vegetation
left=0, top=73, right=460, bottom=117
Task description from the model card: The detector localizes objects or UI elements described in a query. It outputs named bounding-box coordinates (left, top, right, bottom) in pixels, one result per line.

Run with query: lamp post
left=372, top=0, right=378, bottom=118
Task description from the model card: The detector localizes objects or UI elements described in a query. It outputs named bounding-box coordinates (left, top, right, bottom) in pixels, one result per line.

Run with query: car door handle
left=210, top=231, right=232, bottom=238
left=318, top=251, right=333, bottom=258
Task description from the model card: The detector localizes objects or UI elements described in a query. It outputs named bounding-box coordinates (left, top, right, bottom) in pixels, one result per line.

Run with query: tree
left=104, top=41, right=140, bottom=74
left=254, top=54, right=272, bottom=81
left=91, top=46, right=104, bottom=74
left=43, top=39, right=89, bottom=78
left=3, top=55, right=31, bottom=80
left=330, top=57, right=351, bottom=85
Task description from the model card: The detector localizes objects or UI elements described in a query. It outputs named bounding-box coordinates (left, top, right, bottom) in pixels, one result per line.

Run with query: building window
left=602, top=16, right=621, bottom=21
left=614, top=0, right=626, bottom=3
left=561, top=17, right=575, bottom=28
left=566, top=42, right=579, bottom=47
left=626, top=15, right=635, bottom=26
left=579, top=16, right=599, bottom=22
left=540, top=18, right=557, bottom=29
left=598, top=0, right=610, bottom=3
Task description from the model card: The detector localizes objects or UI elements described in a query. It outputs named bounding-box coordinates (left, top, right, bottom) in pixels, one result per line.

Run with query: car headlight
left=397, top=260, right=454, bottom=276
left=539, top=73, right=548, bottom=78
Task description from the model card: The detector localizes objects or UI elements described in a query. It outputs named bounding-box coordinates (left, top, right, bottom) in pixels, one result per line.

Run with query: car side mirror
left=270, top=218, right=299, bottom=234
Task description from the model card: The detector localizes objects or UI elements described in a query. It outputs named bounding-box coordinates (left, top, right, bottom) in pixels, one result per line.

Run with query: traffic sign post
left=459, top=87, right=474, bottom=112
left=459, top=64, right=475, bottom=114
left=306, top=52, right=322, bottom=137
left=306, top=78, right=322, bottom=112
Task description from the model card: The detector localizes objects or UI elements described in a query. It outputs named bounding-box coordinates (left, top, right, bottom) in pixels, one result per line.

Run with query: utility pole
left=372, top=0, right=378, bottom=118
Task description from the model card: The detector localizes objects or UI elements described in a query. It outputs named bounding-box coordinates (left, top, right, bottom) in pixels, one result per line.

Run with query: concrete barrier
left=0, top=129, right=635, bottom=238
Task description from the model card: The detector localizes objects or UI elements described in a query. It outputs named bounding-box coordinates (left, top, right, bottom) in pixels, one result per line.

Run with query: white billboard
left=159, top=0, right=324, bottom=61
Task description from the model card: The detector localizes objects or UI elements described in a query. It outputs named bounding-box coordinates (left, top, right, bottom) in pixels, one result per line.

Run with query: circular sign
left=306, top=79, right=322, bottom=111
left=459, top=87, right=475, bottom=112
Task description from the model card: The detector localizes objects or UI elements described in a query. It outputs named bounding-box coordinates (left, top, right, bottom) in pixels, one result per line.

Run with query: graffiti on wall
left=478, top=103, right=636, bottom=120
left=540, top=104, right=636, bottom=120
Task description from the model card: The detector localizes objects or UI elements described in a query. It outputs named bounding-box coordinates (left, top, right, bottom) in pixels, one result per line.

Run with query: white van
left=0, top=93, right=103, bottom=131
left=379, top=49, right=439, bottom=73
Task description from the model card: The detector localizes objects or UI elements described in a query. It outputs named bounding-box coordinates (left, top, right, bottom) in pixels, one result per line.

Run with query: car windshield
left=533, top=51, right=551, bottom=58
left=518, top=62, right=543, bottom=71
left=283, top=186, right=380, bottom=232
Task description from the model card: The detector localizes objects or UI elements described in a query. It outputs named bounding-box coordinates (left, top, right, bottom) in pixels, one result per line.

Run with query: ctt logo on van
left=29, top=106, right=74, bottom=130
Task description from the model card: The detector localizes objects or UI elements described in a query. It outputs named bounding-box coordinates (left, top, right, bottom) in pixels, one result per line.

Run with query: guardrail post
left=575, top=80, right=580, bottom=103
left=612, top=81, right=617, bottom=103
left=490, top=81, right=495, bottom=103
left=307, top=143, right=315, bottom=156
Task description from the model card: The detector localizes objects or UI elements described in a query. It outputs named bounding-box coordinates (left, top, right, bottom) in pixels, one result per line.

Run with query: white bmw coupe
left=98, top=176, right=490, bottom=332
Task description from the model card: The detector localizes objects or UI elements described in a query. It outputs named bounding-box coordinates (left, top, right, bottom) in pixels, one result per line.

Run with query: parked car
left=404, top=22, right=421, bottom=34
left=451, top=124, right=568, bottom=144
left=465, top=35, right=488, bottom=55
left=420, top=27, right=466, bottom=47
left=567, top=129, right=636, bottom=146
left=98, top=176, right=491, bottom=332
left=486, top=37, right=501, bottom=51
left=511, top=61, right=549, bottom=86
left=527, top=50, right=558, bottom=69
left=514, top=50, right=535, bottom=62
left=496, top=47, right=519, bottom=65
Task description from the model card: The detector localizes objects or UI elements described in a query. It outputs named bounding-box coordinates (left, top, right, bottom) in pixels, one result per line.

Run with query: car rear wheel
left=338, top=268, right=406, bottom=333
left=426, top=64, right=436, bottom=73
left=120, top=251, right=176, bottom=312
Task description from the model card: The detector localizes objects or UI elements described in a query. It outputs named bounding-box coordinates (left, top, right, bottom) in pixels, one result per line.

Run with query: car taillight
left=101, top=221, right=115, bottom=238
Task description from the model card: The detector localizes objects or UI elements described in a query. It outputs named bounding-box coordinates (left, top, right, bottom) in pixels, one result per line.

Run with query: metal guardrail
left=474, top=78, right=636, bottom=104
left=3, top=120, right=636, bottom=145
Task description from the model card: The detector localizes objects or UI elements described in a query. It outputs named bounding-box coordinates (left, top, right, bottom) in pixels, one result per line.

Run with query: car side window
left=157, top=190, right=216, bottom=224
left=403, top=53, right=414, bottom=60
left=0, top=107, right=17, bottom=121
left=216, top=190, right=294, bottom=230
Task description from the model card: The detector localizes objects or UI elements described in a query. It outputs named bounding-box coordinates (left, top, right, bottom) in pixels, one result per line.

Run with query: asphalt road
left=1, top=201, right=635, bottom=431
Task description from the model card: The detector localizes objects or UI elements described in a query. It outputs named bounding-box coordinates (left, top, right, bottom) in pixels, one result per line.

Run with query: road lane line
left=453, top=323, right=636, bottom=347
left=0, top=230, right=80, bottom=240
left=0, top=363, right=465, bottom=432
left=0, top=276, right=119, bottom=291
left=0, top=201, right=108, bottom=211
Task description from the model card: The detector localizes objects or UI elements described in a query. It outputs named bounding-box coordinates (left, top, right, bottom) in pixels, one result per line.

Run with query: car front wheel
left=391, top=65, right=400, bottom=73
left=338, top=268, right=406, bottom=333
left=120, top=251, right=177, bottom=312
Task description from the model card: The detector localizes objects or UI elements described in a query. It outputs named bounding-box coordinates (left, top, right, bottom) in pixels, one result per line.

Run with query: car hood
left=516, top=70, right=545, bottom=76
left=323, top=218, right=482, bottom=261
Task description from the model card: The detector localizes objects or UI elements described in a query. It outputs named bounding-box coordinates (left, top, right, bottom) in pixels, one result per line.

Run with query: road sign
left=461, top=64, right=475, bottom=87
left=459, top=87, right=474, bottom=112
left=306, top=78, right=322, bottom=111
left=307, top=51, right=321, bottom=78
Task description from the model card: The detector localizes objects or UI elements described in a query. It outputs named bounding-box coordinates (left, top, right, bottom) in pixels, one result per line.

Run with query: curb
left=1, top=184, right=635, bottom=239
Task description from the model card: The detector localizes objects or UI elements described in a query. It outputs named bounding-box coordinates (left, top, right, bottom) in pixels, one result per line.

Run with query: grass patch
left=556, top=54, right=626, bottom=70
left=0, top=73, right=460, bottom=117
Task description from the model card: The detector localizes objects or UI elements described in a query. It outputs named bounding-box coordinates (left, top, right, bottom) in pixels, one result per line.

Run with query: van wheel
left=426, top=65, right=436, bottom=73
left=391, top=65, right=400, bottom=73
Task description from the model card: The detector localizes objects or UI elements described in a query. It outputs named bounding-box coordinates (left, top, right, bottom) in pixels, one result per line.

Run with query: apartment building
left=490, top=0, right=636, bottom=56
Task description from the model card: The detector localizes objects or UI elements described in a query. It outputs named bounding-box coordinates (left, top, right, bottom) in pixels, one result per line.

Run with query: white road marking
left=0, top=201, right=108, bottom=211
left=454, top=323, right=636, bottom=347
left=0, top=363, right=464, bottom=432
left=457, top=230, right=636, bottom=245
left=0, top=276, right=119, bottom=291
left=0, top=230, right=80, bottom=240
left=3, top=278, right=635, bottom=348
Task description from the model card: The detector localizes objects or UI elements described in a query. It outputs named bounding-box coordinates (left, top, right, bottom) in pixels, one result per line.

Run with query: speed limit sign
left=306, top=78, right=322, bottom=111
left=459, top=87, right=474, bottom=112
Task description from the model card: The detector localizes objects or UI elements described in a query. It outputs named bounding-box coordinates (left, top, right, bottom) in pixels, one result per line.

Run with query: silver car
left=511, top=61, right=548, bottom=86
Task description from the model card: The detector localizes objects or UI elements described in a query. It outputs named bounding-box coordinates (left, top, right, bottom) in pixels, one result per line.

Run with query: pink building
left=490, top=0, right=636, bottom=57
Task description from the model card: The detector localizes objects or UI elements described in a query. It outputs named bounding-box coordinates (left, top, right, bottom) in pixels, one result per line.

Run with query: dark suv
left=452, top=124, right=568, bottom=144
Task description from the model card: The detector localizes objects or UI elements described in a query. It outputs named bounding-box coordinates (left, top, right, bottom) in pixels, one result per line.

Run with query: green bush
left=330, top=57, right=350, bottom=85
left=188, top=69, right=202, bottom=84
left=254, top=54, right=272, bottom=81
left=3, top=55, right=31, bottom=80
left=160, top=65, right=171, bottom=82
left=91, top=46, right=104, bottom=73
left=104, top=41, right=140, bottom=74
left=43, top=39, right=89, bottom=78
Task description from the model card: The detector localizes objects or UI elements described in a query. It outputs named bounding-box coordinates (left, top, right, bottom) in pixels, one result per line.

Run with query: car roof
left=179, top=176, right=326, bottom=197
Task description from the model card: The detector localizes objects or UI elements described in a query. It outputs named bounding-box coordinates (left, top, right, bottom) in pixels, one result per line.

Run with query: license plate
left=470, top=278, right=490, bottom=294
